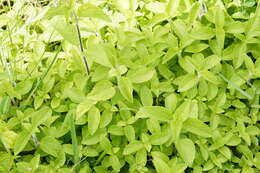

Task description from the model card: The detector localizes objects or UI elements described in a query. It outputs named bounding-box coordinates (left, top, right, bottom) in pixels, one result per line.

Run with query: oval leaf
left=118, top=77, right=133, bottom=103
left=88, top=106, right=100, bottom=135
left=175, top=138, right=195, bottom=165
left=183, top=118, right=213, bottom=137
left=138, top=106, right=172, bottom=121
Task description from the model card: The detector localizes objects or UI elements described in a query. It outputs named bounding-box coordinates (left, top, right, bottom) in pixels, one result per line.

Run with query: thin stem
left=25, top=27, right=56, bottom=79
left=218, top=73, right=253, bottom=100
left=26, top=46, right=61, bottom=102
left=69, top=111, right=80, bottom=173
left=72, top=10, right=90, bottom=75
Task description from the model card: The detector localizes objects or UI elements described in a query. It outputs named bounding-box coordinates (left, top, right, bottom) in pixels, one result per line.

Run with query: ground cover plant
left=0, top=0, right=260, bottom=172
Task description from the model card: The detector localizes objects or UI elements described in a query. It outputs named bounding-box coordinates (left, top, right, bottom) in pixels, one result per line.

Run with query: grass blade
left=27, top=46, right=61, bottom=101
left=69, top=111, right=80, bottom=173
left=218, top=73, right=253, bottom=100
left=72, top=10, right=90, bottom=75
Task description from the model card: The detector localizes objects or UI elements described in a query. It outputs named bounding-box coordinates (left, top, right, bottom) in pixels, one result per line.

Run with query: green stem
left=69, top=111, right=80, bottom=173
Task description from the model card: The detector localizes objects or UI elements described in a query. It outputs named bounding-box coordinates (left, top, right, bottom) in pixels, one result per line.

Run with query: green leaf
left=31, top=107, right=52, bottom=128
left=127, top=67, right=155, bottom=83
left=150, top=132, right=171, bottom=145
left=40, top=136, right=61, bottom=157
left=110, top=155, right=121, bottom=172
left=174, top=74, right=199, bottom=92
left=53, top=17, right=78, bottom=45
left=162, top=47, right=179, bottom=64
left=152, top=156, right=170, bottom=173
left=215, top=7, right=225, bottom=28
left=190, top=26, right=215, bottom=40
left=100, top=136, right=113, bottom=154
left=108, top=125, right=124, bottom=136
left=218, top=146, right=231, bottom=160
left=87, top=80, right=116, bottom=101
left=100, top=110, right=113, bottom=128
left=87, top=42, right=113, bottom=67
left=78, top=3, right=111, bottom=22
left=185, top=43, right=209, bottom=53
left=225, top=21, right=245, bottom=34
left=203, top=55, right=220, bottom=70
left=118, top=77, right=133, bottom=103
left=124, top=125, right=135, bottom=142
left=166, top=0, right=180, bottom=17
left=76, top=99, right=96, bottom=120
left=165, top=93, right=178, bottom=111
left=145, top=2, right=166, bottom=14
left=178, top=56, right=195, bottom=73
left=175, top=138, right=195, bottom=165
left=123, top=141, right=144, bottom=155
left=15, top=80, right=33, bottom=95
left=233, top=43, right=246, bottom=69
left=64, top=87, right=85, bottom=103
left=14, top=129, right=32, bottom=155
left=138, top=106, right=172, bottom=121
left=0, top=96, right=10, bottom=114
left=188, top=2, right=200, bottom=24
left=183, top=118, right=213, bottom=137
left=216, top=28, right=225, bottom=53
left=199, top=70, right=220, bottom=85
left=88, top=106, right=100, bottom=135
left=140, top=86, right=153, bottom=106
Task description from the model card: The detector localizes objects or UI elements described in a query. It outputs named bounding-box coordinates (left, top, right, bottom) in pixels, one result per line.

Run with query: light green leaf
left=152, top=156, right=170, bottom=173
left=215, top=7, right=225, bottom=28
left=76, top=99, right=96, bottom=120
left=165, top=93, right=178, bottom=111
left=166, top=0, right=180, bottom=17
left=15, top=80, right=33, bottom=95
left=140, top=86, right=153, bottom=106
left=88, top=106, right=100, bottom=135
left=190, top=26, right=215, bottom=40
left=150, top=132, right=171, bottom=145
left=200, top=70, right=220, bottom=85
left=64, top=87, right=85, bottom=103
left=123, top=141, right=144, bottom=155
left=225, top=21, right=245, bottom=34
left=118, top=77, right=133, bottom=103
left=145, top=2, right=166, bottom=14
left=216, top=28, right=225, bottom=53
left=203, top=55, right=220, bottom=70
left=100, top=110, right=113, bottom=128
left=124, top=125, right=135, bottom=142
left=174, top=74, right=199, bottom=92
left=127, top=67, right=155, bottom=83
left=100, top=136, right=113, bottom=154
left=53, top=17, right=78, bottom=45
left=185, top=43, right=209, bottom=53
left=188, top=2, right=200, bottom=25
left=87, top=80, right=116, bottom=101
left=0, top=96, right=10, bottom=114
left=110, top=155, right=121, bottom=172
left=218, top=146, right=231, bottom=160
left=178, top=56, right=195, bottom=73
left=13, top=129, right=32, bottom=155
left=87, top=42, right=113, bottom=67
left=40, top=136, right=61, bottom=157
left=162, top=47, right=179, bottom=64
left=77, top=3, right=111, bottom=22
left=138, top=106, right=172, bottom=121
left=31, top=107, right=52, bottom=128
left=183, top=118, right=213, bottom=137
left=108, top=125, right=124, bottom=136
left=175, top=138, right=195, bottom=165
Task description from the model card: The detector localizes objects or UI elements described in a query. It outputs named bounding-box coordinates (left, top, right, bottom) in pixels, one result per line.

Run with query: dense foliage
left=0, top=0, right=260, bottom=172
